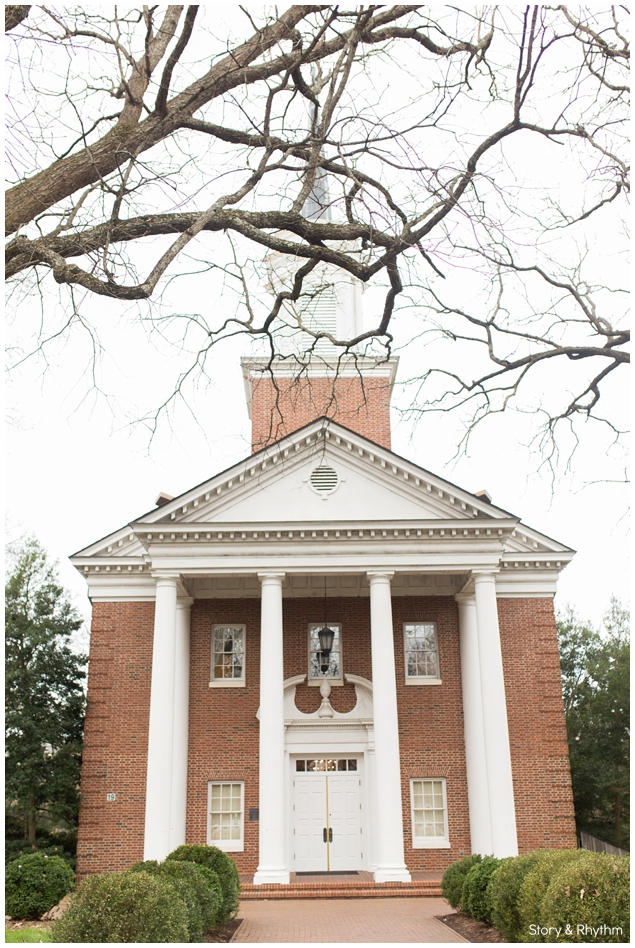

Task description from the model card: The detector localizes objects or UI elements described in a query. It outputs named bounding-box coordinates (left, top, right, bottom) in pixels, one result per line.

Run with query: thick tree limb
left=5, top=5, right=30, bottom=32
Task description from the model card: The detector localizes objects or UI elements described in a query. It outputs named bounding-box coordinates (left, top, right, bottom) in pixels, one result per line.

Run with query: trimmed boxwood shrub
left=441, top=854, right=483, bottom=909
left=167, top=844, right=240, bottom=922
left=461, top=856, right=504, bottom=922
left=50, top=871, right=190, bottom=943
left=517, top=849, right=584, bottom=942
left=189, top=864, right=224, bottom=923
left=5, top=853, right=75, bottom=920
left=128, top=859, right=222, bottom=939
left=489, top=851, right=545, bottom=941
left=540, top=853, right=629, bottom=943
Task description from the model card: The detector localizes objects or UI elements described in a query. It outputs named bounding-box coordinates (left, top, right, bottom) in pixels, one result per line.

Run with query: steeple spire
left=302, top=165, right=332, bottom=222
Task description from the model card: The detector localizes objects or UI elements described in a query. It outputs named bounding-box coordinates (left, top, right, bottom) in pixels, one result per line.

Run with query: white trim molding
left=207, top=781, right=245, bottom=852
left=410, top=778, right=451, bottom=849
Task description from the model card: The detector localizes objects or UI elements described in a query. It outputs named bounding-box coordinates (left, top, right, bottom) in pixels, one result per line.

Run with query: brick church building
left=71, top=348, right=577, bottom=884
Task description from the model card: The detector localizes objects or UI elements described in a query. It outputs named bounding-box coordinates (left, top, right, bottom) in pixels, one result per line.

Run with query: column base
left=373, top=865, right=412, bottom=884
left=253, top=867, right=290, bottom=885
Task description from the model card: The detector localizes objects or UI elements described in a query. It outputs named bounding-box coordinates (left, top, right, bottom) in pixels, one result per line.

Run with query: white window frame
left=403, top=622, right=442, bottom=685
left=209, top=624, right=246, bottom=688
left=207, top=781, right=245, bottom=852
left=307, top=622, right=343, bottom=686
left=410, top=778, right=450, bottom=849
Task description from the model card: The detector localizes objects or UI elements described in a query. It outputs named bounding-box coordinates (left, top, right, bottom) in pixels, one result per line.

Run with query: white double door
left=293, top=766, right=363, bottom=872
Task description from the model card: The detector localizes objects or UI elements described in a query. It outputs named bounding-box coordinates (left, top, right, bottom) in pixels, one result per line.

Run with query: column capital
left=366, top=570, right=394, bottom=584
left=472, top=568, right=500, bottom=578
left=176, top=597, right=195, bottom=608
left=455, top=592, right=476, bottom=604
left=257, top=571, right=285, bottom=586
left=151, top=571, right=181, bottom=584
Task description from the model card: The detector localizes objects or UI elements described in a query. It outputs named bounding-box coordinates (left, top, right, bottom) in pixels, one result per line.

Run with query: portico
left=71, top=416, right=576, bottom=881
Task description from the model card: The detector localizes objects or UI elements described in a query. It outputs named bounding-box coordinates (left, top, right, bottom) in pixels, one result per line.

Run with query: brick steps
left=241, top=880, right=443, bottom=900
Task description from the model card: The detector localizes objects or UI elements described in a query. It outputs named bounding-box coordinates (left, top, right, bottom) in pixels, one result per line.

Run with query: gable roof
left=71, top=416, right=574, bottom=562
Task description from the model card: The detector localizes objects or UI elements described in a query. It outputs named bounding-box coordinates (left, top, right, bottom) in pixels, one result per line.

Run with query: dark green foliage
left=6, top=830, right=77, bottom=870
left=5, top=853, right=75, bottom=920
left=189, top=864, right=224, bottom=923
left=5, top=841, right=76, bottom=870
left=167, top=844, right=240, bottom=922
left=441, top=854, right=483, bottom=909
left=5, top=539, right=87, bottom=841
left=50, top=871, right=190, bottom=943
left=490, top=851, right=545, bottom=941
left=558, top=600, right=630, bottom=850
left=461, top=856, right=503, bottom=922
left=517, top=849, right=585, bottom=942
left=128, top=859, right=222, bottom=940
left=541, top=853, right=630, bottom=943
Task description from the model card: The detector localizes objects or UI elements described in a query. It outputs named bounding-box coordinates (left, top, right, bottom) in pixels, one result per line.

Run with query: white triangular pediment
left=134, top=418, right=512, bottom=528
left=71, top=419, right=573, bottom=560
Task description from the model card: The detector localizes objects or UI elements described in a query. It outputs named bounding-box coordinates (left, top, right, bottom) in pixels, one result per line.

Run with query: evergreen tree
left=5, top=538, right=87, bottom=841
left=558, top=598, right=630, bottom=850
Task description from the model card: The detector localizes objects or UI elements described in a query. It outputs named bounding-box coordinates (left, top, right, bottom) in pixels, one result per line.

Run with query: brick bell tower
left=241, top=167, right=399, bottom=453
left=241, top=354, right=399, bottom=453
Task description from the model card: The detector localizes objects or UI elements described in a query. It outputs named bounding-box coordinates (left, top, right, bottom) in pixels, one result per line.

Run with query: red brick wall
left=187, top=599, right=261, bottom=871
left=76, top=594, right=576, bottom=878
left=392, top=597, right=472, bottom=873
left=498, top=598, right=577, bottom=852
left=249, top=374, right=392, bottom=452
left=76, top=601, right=154, bottom=879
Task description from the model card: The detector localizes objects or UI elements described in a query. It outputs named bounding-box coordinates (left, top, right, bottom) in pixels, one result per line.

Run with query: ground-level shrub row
left=441, top=849, right=630, bottom=944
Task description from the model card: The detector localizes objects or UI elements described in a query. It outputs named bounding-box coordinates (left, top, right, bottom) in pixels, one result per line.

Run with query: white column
left=170, top=596, right=193, bottom=851
left=473, top=571, right=518, bottom=857
left=144, top=573, right=179, bottom=861
left=365, top=741, right=378, bottom=872
left=367, top=571, right=411, bottom=883
left=253, top=572, right=289, bottom=884
left=456, top=593, right=493, bottom=855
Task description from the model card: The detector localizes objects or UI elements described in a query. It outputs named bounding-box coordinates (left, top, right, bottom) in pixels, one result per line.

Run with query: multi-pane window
left=404, top=622, right=440, bottom=681
left=211, top=625, right=245, bottom=685
left=411, top=779, right=449, bottom=848
left=308, top=623, right=342, bottom=682
left=208, top=782, right=244, bottom=852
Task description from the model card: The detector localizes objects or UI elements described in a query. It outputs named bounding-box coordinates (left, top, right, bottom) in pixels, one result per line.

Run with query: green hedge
left=441, top=854, right=483, bottom=909
left=443, top=848, right=629, bottom=944
left=50, top=871, right=190, bottom=943
left=166, top=844, right=240, bottom=922
left=128, top=859, right=222, bottom=940
left=517, top=849, right=584, bottom=941
left=461, top=856, right=504, bottom=922
left=5, top=854, right=75, bottom=921
left=490, top=851, right=545, bottom=941
left=540, top=853, right=629, bottom=943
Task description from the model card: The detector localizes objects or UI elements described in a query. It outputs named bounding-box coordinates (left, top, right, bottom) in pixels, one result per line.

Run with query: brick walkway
left=232, top=897, right=467, bottom=943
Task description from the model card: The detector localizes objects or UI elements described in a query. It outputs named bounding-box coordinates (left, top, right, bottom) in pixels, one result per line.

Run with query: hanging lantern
left=317, top=625, right=335, bottom=673
left=318, top=577, right=334, bottom=673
